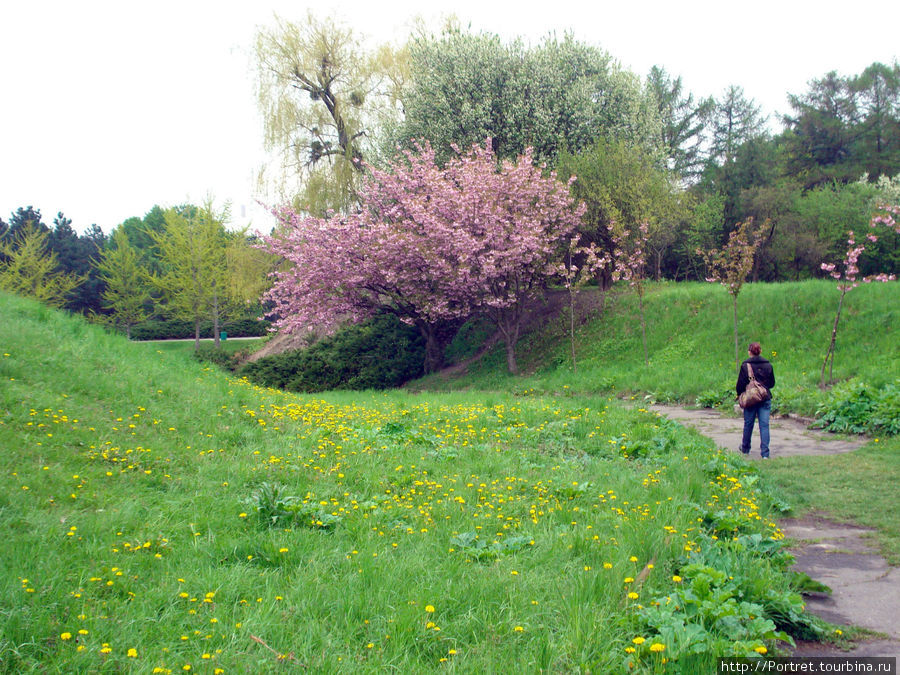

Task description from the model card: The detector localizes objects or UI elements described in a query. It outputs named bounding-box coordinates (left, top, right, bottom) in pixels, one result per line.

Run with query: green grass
left=422, top=280, right=900, bottom=418
left=1, top=291, right=825, bottom=672
left=138, top=337, right=264, bottom=357
left=416, top=279, right=900, bottom=563
left=758, top=435, right=900, bottom=564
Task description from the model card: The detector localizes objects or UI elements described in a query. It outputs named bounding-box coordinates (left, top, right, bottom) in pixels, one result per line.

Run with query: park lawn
left=757, top=435, right=900, bottom=564
left=1, top=290, right=823, bottom=672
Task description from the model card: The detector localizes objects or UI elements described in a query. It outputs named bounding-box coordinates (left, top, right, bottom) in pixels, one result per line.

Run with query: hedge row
left=131, top=317, right=271, bottom=341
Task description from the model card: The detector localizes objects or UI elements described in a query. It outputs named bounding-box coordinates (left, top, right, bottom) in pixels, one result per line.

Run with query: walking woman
left=736, top=342, right=775, bottom=458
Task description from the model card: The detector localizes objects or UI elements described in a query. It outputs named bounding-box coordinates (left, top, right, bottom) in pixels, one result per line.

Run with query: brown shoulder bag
left=738, top=363, right=770, bottom=409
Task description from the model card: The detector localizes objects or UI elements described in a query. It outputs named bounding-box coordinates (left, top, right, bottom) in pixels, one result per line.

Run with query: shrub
left=813, top=379, right=900, bottom=435
left=192, top=344, right=238, bottom=370
left=240, top=313, right=425, bottom=392
left=130, top=316, right=270, bottom=340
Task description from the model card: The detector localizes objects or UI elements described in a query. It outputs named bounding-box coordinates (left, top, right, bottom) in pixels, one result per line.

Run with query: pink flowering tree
left=819, top=208, right=898, bottom=388
left=612, top=222, right=650, bottom=365
left=699, top=219, right=761, bottom=369
left=261, top=139, right=583, bottom=374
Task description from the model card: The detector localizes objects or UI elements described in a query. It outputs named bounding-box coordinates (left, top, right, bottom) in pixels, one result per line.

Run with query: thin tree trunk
left=213, top=291, right=221, bottom=349
left=194, top=318, right=201, bottom=351
left=732, top=293, right=740, bottom=370
left=820, top=288, right=847, bottom=389
left=569, top=286, right=577, bottom=373
left=639, top=289, right=648, bottom=366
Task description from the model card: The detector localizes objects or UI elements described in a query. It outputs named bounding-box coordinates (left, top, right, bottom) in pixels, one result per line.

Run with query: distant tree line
left=0, top=204, right=275, bottom=345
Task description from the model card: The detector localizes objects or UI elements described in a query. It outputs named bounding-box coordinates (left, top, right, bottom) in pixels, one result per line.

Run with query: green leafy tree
left=398, top=29, right=661, bottom=165
left=0, top=224, right=83, bottom=307
left=852, top=62, right=900, bottom=178
left=150, top=202, right=231, bottom=350
left=95, top=229, right=152, bottom=338
left=557, top=138, right=675, bottom=291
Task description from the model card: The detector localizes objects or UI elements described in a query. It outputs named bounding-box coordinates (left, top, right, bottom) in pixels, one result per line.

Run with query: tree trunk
left=732, top=293, right=740, bottom=369
left=639, top=289, right=649, bottom=366
left=194, top=318, right=201, bottom=351
left=569, top=286, right=577, bottom=373
left=505, top=336, right=519, bottom=375
left=213, top=291, right=221, bottom=349
left=417, top=318, right=464, bottom=374
left=820, top=288, right=847, bottom=389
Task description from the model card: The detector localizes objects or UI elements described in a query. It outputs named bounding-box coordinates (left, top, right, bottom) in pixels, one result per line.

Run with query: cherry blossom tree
left=261, top=140, right=584, bottom=374
left=819, top=207, right=898, bottom=388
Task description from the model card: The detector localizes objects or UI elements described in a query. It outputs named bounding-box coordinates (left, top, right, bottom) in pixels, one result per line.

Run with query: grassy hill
left=0, top=290, right=840, bottom=671
left=423, top=280, right=900, bottom=421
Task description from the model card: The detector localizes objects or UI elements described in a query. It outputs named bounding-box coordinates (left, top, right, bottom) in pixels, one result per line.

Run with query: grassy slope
left=418, top=280, right=900, bottom=561
left=424, top=280, right=899, bottom=412
left=0, top=291, right=820, bottom=671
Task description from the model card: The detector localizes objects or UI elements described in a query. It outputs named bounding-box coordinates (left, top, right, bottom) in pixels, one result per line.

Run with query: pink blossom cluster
left=611, top=222, right=649, bottom=289
left=820, top=207, right=899, bottom=291
left=260, top=139, right=584, bottom=336
left=871, top=203, right=900, bottom=234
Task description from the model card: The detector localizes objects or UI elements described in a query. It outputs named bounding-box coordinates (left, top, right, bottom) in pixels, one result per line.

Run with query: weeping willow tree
left=255, top=12, right=406, bottom=216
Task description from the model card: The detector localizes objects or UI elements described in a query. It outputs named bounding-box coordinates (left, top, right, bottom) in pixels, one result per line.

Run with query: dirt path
left=650, top=404, right=900, bottom=658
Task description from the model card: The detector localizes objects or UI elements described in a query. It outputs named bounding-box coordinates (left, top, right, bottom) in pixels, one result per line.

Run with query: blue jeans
left=741, top=399, right=771, bottom=458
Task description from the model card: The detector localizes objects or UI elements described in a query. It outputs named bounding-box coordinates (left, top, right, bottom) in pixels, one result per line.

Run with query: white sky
left=2, top=0, right=898, bottom=235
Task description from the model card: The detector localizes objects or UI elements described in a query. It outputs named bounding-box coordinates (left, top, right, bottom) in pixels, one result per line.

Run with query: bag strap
left=745, top=363, right=756, bottom=381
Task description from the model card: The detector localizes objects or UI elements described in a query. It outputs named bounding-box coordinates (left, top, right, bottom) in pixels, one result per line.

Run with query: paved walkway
left=649, top=404, right=899, bottom=658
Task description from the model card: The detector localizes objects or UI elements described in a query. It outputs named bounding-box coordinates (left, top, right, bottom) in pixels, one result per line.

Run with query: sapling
left=819, top=207, right=898, bottom=388
left=699, top=219, right=761, bottom=369
left=612, top=222, right=651, bottom=366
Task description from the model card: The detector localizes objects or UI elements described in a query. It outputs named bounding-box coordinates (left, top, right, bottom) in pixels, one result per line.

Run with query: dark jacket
left=736, top=355, right=775, bottom=396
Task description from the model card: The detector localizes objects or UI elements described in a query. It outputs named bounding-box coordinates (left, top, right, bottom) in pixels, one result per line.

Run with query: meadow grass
left=137, top=338, right=264, bottom=357
left=416, top=279, right=900, bottom=564
left=0, top=291, right=819, bottom=672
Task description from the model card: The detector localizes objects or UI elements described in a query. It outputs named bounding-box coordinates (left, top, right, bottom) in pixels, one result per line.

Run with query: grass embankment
left=138, top=338, right=264, bottom=358
left=1, top=291, right=826, bottom=672
left=420, top=280, right=900, bottom=562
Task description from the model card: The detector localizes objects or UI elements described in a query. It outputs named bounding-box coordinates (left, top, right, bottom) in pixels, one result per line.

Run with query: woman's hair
left=748, top=342, right=762, bottom=356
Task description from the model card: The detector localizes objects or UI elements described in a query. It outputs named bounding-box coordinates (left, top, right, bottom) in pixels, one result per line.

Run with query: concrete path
left=648, top=404, right=866, bottom=459
left=649, top=404, right=899, bottom=658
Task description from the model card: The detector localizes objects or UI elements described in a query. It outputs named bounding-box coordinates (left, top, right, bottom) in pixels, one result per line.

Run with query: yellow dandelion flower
left=627, top=592, right=639, bottom=600
left=513, top=626, right=524, bottom=632
left=60, top=632, right=72, bottom=640
left=632, top=636, right=645, bottom=645
left=127, top=648, right=138, bottom=658
left=650, top=643, right=665, bottom=652
left=755, top=646, right=767, bottom=654
left=425, top=605, right=435, bottom=613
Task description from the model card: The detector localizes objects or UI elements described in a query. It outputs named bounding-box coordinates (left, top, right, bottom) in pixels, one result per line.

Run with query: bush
left=813, top=379, right=900, bottom=435
left=240, top=313, right=425, bottom=392
left=192, top=344, right=238, bottom=370
left=130, top=316, right=270, bottom=340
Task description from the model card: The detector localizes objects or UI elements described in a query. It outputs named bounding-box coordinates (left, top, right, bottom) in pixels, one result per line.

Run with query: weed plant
left=0, top=292, right=825, bottom=672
